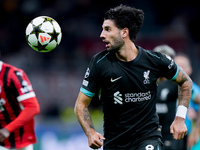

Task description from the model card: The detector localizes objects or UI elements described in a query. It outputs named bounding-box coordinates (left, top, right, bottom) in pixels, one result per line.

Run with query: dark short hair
left=104, top=4, right=144, bottom=42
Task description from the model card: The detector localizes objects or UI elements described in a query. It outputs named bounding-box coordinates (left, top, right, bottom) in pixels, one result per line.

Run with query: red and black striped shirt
left=0, top=61, right=39, bottom=149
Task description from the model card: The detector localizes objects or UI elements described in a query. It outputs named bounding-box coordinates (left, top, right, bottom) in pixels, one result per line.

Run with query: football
left=25, top=16, right=62, bottom=52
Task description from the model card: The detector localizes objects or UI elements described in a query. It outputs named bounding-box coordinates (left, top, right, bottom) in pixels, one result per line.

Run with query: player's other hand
left=88, top=130, right=105, bottom=149
left=170, top=116, right=187, bottom=140
left=0, top=128, right=10, bottom=142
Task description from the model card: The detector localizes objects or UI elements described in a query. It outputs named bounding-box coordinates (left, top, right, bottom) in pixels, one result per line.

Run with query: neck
left=115, top=42, right=138, bottom=62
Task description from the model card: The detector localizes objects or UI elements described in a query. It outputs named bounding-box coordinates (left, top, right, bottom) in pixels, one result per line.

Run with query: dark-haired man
left=74, top=5, right=192, bottom=150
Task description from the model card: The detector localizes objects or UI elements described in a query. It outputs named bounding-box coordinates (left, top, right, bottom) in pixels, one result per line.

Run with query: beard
left=107, top=34, right=125, bottom=52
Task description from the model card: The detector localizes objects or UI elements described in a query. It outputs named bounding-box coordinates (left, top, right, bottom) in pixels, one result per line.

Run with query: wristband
left=176, top=105, right=187, bottom=119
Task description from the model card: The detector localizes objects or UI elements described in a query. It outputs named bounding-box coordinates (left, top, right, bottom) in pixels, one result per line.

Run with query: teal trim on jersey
left=80, top=87, right=95, bottom=97
left=146, top=51, right=161, bottom=59
left=157, top=145, right=160, bottom=150
left=96, top=52, right=110, bottom=63
left=170, top=64, right=179, bottom=81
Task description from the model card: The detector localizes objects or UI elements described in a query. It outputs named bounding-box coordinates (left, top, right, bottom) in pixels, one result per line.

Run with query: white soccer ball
left=25, top=16, right=62, bottom=52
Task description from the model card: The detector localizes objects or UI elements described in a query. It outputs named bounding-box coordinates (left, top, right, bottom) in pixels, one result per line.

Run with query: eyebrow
left=102, top=25, right=111, bottom=29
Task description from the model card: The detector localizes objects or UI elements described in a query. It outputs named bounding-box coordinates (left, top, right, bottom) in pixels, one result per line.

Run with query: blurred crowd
left=1, top=0, right=200, bottom=119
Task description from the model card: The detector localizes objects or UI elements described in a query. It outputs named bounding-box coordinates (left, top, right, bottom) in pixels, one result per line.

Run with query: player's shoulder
left=92, top=49, right=111, bottom=64
left=1, top=61, right=24, bottom=74
left=139, top=46, right=162, bottom=60
left=140, top=46, right=173, bottom=65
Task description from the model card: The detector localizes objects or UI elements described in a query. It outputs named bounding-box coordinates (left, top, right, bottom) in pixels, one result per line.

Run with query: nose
left=100, top=30, right=105, bottom=39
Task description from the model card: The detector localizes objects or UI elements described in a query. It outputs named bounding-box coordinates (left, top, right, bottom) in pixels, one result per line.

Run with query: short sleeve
left=9, top=69, right=36, bottom=102
left=158, top=53, right=179, bottom=80
left=80, top=56, right=101, bottom=97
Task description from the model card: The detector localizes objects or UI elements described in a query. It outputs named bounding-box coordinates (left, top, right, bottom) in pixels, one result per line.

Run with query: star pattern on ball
left=49, top=29, right=60, bottom=42
left=31, top=25, right=43, bottom=37
left=44, top=17, right=53, bottom=23
left=36, top=42, right=49, bottom=52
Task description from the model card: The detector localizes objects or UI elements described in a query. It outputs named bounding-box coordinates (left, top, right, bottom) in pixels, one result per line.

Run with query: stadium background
left=1, top=0, right=200, bottom=149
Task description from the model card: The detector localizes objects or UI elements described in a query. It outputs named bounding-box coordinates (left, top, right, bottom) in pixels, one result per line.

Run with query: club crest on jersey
left=143, top=70, right=150, bottom=84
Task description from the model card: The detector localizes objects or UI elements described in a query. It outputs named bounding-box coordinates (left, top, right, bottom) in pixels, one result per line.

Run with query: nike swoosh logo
left=111, top=76, right=122, bottom=82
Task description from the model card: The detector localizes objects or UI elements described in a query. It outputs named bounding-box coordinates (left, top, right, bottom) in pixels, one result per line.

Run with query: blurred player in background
left=154, top=45, right=200, bottom=150
left=0, top=60, right=40, bottom=150
left=174, top=53, right=200, bottom=150
left=154, top=45, right=186, bottom=150
left=74, top=4, right=192, bottom=150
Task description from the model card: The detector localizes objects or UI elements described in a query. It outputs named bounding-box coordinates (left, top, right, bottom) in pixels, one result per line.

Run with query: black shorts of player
left=104, top=137, right=163, bottom=150
left=134, top=137, right=163, bottom=150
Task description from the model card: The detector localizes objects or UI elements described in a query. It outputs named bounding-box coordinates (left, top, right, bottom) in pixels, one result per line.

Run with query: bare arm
left=74, top=92, right=94, bottom=134
left=173, top=67, right=192, bottom=108
left=74, top=91, right=105, bottom=149
left=0, top=97, right=40, bottom=142
left=170, top=66, right=193, bottom=140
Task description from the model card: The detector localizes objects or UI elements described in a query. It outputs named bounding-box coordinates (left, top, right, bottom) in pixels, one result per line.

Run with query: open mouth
left=103, top=41, right=110, bottom=48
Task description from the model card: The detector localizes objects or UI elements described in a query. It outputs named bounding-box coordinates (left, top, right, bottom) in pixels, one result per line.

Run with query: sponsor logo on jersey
left=111, top=76, right=122, bottom=82
left=143, top=70, right=150, bottom=84
left=113, top=91, right=151, bottom=104
left=125, top=91, right=151, bottom=103
left=114, top=91, right=123, bottom=104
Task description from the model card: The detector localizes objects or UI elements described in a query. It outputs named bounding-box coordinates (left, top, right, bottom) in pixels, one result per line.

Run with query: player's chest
left=100, top=64, right=158, bottom=89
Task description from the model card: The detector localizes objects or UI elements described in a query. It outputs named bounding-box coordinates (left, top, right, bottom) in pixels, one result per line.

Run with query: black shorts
left=104, top=137, right=163, bottom=150
left=134, top=137, right=163, bottom=150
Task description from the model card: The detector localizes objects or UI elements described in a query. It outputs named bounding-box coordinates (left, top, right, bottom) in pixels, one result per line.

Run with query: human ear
left=121, top=28, right=129, bottom=38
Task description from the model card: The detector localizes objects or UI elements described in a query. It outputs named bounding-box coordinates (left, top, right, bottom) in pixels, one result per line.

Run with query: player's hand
left=0, top=128, right=10, bottom=142
left=170, top=116, right=187, bottom=140
left=88, top=130, right=105, bottom=149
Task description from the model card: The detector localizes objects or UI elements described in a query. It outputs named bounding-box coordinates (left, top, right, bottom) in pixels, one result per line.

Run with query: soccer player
left=74, top=5, right=192, bottom=150
left=0, top=61, right=40, bottom=150
left=174, top=53, right=200, bottom=150
left=155, top=47, right=200, bottom=150
left=154, top=45, right=186, bottom=150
